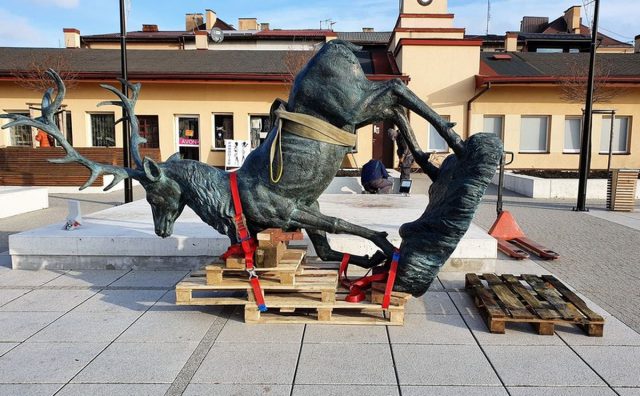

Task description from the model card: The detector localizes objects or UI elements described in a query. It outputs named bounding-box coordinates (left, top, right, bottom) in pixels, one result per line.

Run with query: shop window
left=90, top=113, right=116, bottom=147
left=249, top=115, right=271, bottom=148
left=519, top=116, right=549, bottom=153
left=138, top=115, right=159, bottom=148
left=213, top=114, right=233, bottom=150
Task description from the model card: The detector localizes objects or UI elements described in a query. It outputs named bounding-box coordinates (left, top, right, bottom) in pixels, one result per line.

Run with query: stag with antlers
left=2, top=40, right=502, bottom=296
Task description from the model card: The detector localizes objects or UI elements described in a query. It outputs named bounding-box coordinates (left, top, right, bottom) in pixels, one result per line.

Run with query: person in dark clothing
left=388, top=128, right=414, bottom=180
left=361, top=159, right=393, bottom=194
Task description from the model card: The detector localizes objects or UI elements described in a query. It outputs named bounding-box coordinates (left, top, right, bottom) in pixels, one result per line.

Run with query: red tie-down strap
left=339, top=249, right=400, bottom=309
left=228, top=172, right=267, bottom=312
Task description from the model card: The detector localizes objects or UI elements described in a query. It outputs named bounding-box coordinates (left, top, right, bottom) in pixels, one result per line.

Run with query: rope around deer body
left=269, top=107, right=357, bottom=183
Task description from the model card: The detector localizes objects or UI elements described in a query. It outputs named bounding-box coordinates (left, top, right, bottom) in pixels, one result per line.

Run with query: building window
left=519, top=116, right=549, bottom=153
left=64, top=111, right=73, bottom=145
left=90, top=113, right=115, bottom=147
left=428, top=116, right=450, bottom=152
left=213, top=114, right=233, bottom=150
left=564, top=116, right=582, bottom=153
left=138, top=115, right=159, bottom=148
left=249, top=115, right=272, bottom=149
left=600, top=116, right=630, bottom=154
left=8, top=111, right=32, bottom=146
left=483, top=115, right=504, bottom=140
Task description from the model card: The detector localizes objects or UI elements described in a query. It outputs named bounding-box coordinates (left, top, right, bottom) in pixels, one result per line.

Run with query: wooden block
left=371, top=283, right=412, bottom=307
left=535, top=322, right=555, bottom=335
left=389, top=310, right=404, bottom=324
left=206, top=268, right=223, bottom=285
left=279, top=307, right=296, bottom=313
left=585, top=323, right=604, bottom=337
left=318, top=308, right=332, bottom=321
left=257, top=242, right=285, bottom=268
left=225, top=256, right=246, bottom=269
left=279, top=272, right=295, bottom=285
left=244, top=306, right=261, bottom=323
left=488, top=317, right=506, bottom=333
left=175, top=289, right=191, bottom=304
left=321, top=289, right=336, bottom=303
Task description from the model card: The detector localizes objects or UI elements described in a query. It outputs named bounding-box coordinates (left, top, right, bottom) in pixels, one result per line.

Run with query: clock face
left=417, top=0, right=433, bottom=5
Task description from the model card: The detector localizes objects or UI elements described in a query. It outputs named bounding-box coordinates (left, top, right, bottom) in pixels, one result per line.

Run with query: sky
left=0, top=0, right=638, bottom=48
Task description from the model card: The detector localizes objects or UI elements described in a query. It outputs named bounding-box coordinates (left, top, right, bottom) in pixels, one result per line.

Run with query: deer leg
left=391, top=107, right=440, bottom=181
left=306, top=228, right=387, bottom=268
left=360, top=78, right=465, bottom=158
left=288, top=206, right=396, bottom=257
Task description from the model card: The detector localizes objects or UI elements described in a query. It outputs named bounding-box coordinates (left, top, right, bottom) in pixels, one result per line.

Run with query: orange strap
left=229, top=172, right=266, bottom=312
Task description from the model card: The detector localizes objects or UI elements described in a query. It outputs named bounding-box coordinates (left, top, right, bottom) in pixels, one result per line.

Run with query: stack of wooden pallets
left=175, top=229, right=411, bottom=325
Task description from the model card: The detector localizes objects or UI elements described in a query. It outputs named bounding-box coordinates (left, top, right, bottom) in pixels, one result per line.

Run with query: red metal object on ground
left=489, top=210, right=559, bottom=260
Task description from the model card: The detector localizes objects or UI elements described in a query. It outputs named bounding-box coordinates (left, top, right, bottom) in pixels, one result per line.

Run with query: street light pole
left=120, top=0, right=133, bottom=203
left=575, top=0, right=600, bottom=211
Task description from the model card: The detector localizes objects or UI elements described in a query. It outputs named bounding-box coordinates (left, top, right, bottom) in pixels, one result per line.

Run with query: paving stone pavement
left=473, top=184, right=640, bottom=334
left=0, top=182, right=639, bottom=394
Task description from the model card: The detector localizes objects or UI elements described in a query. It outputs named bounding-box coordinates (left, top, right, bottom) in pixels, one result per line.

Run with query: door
left=371, top=121, right=394, bottom=168
left=177, top=116, right=199, bottom=161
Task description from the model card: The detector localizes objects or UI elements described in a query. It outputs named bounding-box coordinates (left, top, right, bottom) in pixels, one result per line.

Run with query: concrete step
left=0, top=187, right=48, bottom=219
left=9, top=194, right=496, bottom=271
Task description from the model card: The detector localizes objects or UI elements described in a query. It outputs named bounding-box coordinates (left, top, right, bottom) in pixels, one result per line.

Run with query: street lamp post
left=575, top=0, right=600, bottom=211
left=120, top=0, right=133, bottom=203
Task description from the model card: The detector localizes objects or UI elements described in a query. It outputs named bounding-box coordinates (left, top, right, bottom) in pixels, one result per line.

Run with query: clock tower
left=392, top=0, right=482, bottom=143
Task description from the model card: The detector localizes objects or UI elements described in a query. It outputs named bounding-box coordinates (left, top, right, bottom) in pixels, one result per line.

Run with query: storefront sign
left=179, top=138, right=199, bottom=146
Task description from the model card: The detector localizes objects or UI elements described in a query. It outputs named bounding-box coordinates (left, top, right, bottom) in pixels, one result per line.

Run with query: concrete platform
left=9, top=194, right=496, bottom=271
left=0, top=187, right=48, bottom=219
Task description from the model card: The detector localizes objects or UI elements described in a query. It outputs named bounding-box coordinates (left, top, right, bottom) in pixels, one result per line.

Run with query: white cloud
left=0, top=8, right=58, bottom=47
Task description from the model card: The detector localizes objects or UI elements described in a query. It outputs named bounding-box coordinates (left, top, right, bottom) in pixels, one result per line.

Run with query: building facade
left=1, top=0, right=639, bottom=172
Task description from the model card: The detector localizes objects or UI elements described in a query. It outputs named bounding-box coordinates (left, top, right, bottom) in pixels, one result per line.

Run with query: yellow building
left=1, top=0, right=639, bottom=174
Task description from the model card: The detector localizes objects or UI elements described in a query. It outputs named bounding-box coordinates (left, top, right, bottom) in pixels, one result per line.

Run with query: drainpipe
left=466, top=82, right=491, bottom=139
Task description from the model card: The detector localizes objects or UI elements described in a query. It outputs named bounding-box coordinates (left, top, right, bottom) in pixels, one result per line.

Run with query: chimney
left=260, top=23, right=270, bottom=31
left=142, top=24, right=158, bottom=32
left=635, top=34, right=640, bottom=53
left=505, top=31, right=518, bottom=52
left=185, top=13, right=204, bottom=31
left=238, top=18, right=258, bottom=31
left=63, top=28, right=81, bottom=48
left=563, top=6, right=581, bottom=34
left=362, top=27, right=374, bottom=33
left=205, top=9, right=217, bottom=30
left=195, top=30, right=208, bottom=50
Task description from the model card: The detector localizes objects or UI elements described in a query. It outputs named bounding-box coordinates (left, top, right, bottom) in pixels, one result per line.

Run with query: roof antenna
left=485, top=0, right=491, bottom=35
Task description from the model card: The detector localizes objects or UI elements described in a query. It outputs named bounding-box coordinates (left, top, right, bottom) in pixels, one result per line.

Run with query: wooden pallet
left=465, top=273, right=604, bottom=336
left=607, top=169, right=638, bottom=212
left=175, top=265, right=411, bottom=325
left=244, top=283, right=411, bottom=325
left=176, top=268, right=338, bottom=306
left=207, top=249, right=306, bottom=285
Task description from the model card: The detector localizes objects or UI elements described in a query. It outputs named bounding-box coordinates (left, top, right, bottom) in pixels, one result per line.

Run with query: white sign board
left=224, top=139, right=251, bottom=168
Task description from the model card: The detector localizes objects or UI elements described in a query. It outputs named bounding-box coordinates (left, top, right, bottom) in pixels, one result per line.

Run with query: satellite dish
left=209, top=27, right=224, bottom=43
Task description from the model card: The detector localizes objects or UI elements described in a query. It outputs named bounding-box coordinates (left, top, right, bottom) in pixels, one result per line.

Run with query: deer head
left=0, top=70, right=185, bottom=238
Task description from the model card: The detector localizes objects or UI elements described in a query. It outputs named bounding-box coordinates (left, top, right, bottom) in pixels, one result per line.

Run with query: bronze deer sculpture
left=1, top=40, right=502, bottom=295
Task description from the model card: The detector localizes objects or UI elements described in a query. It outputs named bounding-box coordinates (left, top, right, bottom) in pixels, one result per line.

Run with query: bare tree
left=283, top=45, right=318, bottom=86
left=10, top=53, right=78, bottom=94
left=559, top=56, right=623, bottom=104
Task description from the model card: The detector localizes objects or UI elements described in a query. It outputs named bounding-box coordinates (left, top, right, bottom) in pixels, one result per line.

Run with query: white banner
left=224, top=139, right=251, bottom=168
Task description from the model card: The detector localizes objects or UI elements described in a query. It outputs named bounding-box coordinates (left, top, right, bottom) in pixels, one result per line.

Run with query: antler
left=97, top=79, right=146, bottom=170
left=0, top=69, right=145, bottom=190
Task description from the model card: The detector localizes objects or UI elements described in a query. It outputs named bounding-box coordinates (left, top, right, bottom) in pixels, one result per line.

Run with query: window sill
left=518, top=151, right=549, bottom=154
left=598, top=152, right=630, bottom=155
left=562, top=151, right=580, bottom=154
